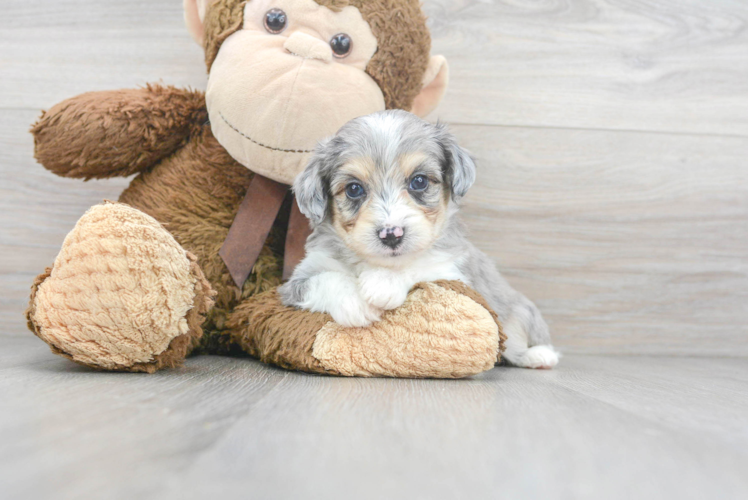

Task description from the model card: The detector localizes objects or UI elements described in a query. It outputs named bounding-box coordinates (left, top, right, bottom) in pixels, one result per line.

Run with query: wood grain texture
left=423, top=0, right=748, bottom=135
left=0, top=0, right=207, bottom=110
left=2, top=336, right=748, bottom=500
left=0, top=110, right=131, bottom=331
left=1, top=0, right=747, bottom=355
left=454, top=124, right=748, bottom=354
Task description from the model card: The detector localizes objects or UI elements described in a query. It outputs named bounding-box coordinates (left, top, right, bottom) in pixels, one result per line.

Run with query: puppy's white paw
left=517, top=345, right=560, bottom=369
left=329, top=295, right=382, bottom=327
left=298, top=272, right=383, bottom=327
left=358, top=270, right=409, bottom=310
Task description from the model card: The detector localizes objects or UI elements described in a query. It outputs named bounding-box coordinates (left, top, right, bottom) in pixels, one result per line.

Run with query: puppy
left=279, top=110, right=559, bottom=369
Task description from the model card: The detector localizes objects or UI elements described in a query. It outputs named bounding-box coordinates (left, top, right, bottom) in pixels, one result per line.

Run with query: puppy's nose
left=378, top=226, right=404, bottom=249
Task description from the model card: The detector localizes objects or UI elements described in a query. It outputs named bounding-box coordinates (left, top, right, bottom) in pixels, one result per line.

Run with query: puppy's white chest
left=354, top=251, right=465, bottom=312
left=403, top=251, right=467, bottom=284
left=360, top=251, right=466, bottom=287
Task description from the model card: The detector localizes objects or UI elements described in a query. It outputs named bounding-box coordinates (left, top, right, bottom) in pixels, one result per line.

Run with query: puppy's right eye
left=345, top=183, right=365, bottom=199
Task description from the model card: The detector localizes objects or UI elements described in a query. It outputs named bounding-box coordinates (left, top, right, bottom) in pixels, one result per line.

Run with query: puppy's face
left=328, top=150, right=448, bottom=263
left=295, top=110, right=476, bottom=266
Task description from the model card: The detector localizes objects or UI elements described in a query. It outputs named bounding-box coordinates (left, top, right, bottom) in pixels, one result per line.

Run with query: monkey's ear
left=184, top=0, right=209, bottom=45
left=411, top=56, right=450, bottom=118
left=293, top=140, right=332, bottom=225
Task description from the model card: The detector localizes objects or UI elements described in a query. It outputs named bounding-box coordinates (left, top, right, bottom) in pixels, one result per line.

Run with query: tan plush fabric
left=428, top=280, right=508, bottom=359
left=30, top=86, right=287, bottom=356
left=184, top=0, right=209, bottom=45
left=312, top=282, right=501, bottom=378
left=202, top=0, right=432, bottom=111
left=206, top=0, right=385, bottom=184
left=227, top=288, right=334, bottom=374
left=27, top=203, right=213, bottom=371
left=117, top=118, right=286, bottom=350
left=242, top=0, right=379, bottom=71
left=227, top=280, right=502, bottom=378
left=411, top=55, right=450, bottom=118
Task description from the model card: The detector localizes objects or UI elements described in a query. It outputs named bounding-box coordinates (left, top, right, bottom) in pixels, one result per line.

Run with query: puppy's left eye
left=345, top=182, right=365, bottom=199
left=409, top=175, right=429, bottom=191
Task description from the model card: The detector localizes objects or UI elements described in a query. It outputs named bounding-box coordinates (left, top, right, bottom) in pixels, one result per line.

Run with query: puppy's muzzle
left=378, top=226, right=404, bottom=249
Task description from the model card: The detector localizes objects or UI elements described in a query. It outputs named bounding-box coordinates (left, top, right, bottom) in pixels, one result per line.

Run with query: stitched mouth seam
left=219, top=111, right=313, bottom=154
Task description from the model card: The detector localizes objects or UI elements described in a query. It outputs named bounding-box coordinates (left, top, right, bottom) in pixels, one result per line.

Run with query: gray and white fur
left=279, top=110, right=559, bottom=368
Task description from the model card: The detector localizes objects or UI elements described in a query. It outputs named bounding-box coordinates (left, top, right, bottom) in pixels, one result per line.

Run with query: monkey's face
left=206, top=0, right=385, bottom=185
left=295, top=111, right=477, bottom=269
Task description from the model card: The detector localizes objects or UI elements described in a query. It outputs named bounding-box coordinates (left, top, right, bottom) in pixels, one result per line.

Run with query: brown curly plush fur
left=27, top=84, right=505, bottom=377
left=117, top=99, right=290, bottom=352
left=227, top=281, right=505, bottom=378
left=27, top=87, right=273, bottom=362
left=203, top=0, right=431, bottom=110
left=25, top=2, right=503, bottom=377
left=31, top=85, right=284, bottom=354
left=31, top=84, right=207, bottom=180
left=30, top=0, right=434, bottom=354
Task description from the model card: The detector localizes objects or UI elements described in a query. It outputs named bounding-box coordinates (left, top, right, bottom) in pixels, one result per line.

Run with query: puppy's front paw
left=358, top=270, right=409, bottom=310
left=329, top=295, right=382, bottom=327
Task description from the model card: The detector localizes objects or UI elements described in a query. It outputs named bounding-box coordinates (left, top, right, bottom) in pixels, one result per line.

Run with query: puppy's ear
left=438, top=126, right=476, bottom=200
left=293, top=139, right=332, bottom=225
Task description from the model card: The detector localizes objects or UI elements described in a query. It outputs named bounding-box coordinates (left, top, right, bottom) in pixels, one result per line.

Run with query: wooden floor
left=1, top=336, right=747, bottom=500
left=1, top=1, right=748, bottom=499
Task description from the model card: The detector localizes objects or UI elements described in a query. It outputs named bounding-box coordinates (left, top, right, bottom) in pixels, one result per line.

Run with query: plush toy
left=25, top=0, right=506, bottom=378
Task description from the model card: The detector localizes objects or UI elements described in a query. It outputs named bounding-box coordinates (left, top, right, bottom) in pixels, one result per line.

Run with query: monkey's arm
left=31, top=84, right=207, bottom=180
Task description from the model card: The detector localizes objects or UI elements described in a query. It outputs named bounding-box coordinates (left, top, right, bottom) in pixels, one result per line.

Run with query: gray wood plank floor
left=2, top=336, right=747, bottom=500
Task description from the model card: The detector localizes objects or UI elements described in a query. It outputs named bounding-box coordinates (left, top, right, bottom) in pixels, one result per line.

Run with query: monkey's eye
left=264, top=9, right=287, bottom=34
left=409, top=175, right=429, bottom=192
left=330, top=33, right=353, bottom=58
left=345, top=182, right=365, bottom=199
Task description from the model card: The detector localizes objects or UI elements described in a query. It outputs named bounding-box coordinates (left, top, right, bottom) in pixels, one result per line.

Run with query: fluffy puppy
left=279, top=110, right=559, bottom=369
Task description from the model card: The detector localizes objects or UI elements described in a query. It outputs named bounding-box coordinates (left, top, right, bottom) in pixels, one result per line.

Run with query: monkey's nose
left=378, top=226, right=404, bottom=249
left=283, top=32, right=332, bottom=63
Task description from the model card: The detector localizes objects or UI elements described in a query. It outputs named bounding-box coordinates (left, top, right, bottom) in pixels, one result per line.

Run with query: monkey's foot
left=229, top=280, right=506, bottom=378
left=26, top=203, right=214, bottom=373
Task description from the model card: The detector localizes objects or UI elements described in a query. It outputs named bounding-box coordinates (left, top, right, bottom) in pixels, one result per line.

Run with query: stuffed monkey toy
left=25, top=0, right=505, bottom=378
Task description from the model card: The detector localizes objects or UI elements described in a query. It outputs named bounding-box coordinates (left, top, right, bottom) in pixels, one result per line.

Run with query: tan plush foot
left=26, top=203, right=214, bottom=373
left=312, top=281, right=505, bottom=378
left=229, top=280, right=505, bottom=379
